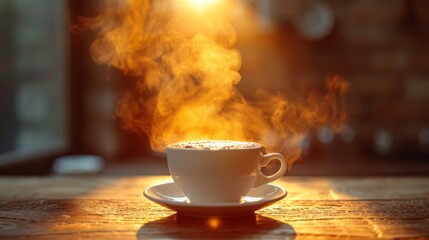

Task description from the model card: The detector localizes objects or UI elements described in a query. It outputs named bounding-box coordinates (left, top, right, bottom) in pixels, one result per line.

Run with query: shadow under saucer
left=137, top=213, right=296, bottom=239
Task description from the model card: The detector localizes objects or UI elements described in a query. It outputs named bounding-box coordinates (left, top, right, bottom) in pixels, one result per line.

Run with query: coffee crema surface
left=169, top=140, right=262, bottom=150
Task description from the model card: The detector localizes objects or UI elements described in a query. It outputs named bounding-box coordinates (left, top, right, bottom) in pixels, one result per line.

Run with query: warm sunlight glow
left=85, top=0, right=348, bottom=169
left=186, top=0, right=221, bottom=11
left=207, top=217, right=221, bottom=229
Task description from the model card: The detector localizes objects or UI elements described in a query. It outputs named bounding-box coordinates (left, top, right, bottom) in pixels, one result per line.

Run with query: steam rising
left=85, top=0, right=348, bottom=168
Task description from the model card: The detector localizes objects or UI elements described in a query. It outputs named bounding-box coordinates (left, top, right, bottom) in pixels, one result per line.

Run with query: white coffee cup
left=166, top=140, right=288, bottom=203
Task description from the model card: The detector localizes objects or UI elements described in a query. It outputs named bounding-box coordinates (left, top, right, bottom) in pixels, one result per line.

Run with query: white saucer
left=144, top=182, right=287, bottom=217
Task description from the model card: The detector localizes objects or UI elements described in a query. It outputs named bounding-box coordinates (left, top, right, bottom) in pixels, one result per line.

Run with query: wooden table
left=0, top=176, right=428, bottom=239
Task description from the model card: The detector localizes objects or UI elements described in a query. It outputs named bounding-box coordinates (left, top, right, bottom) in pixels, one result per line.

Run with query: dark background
left=1, top=0, right=428, bottom=175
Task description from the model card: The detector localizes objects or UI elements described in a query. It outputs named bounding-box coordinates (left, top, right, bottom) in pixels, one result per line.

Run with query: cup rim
left=166, top=140, right=264, bottom=151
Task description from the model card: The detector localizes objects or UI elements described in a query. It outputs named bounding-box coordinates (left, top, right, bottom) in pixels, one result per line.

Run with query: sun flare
left=185, top=0, right=222, bottom=11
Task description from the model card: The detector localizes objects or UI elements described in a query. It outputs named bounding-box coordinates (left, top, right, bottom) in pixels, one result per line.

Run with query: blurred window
left=0, top=0, right=68, bottom=165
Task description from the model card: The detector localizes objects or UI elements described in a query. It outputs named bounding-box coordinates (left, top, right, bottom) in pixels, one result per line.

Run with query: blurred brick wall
left=237, top=0, right=429, bottom=161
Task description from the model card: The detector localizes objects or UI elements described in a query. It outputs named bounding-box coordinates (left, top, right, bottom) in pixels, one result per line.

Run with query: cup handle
left=253, top=153, right=288, bottom=188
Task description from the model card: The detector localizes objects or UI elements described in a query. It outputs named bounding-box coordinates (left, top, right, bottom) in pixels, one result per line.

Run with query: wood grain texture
left=0, top=176, right=428, bottom=239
